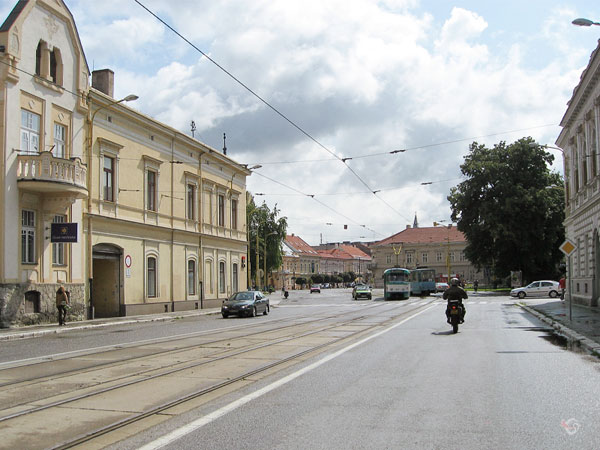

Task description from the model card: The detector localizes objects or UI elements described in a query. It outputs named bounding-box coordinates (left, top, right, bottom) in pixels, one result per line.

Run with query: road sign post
left=559, top=240, right=576, bottom=321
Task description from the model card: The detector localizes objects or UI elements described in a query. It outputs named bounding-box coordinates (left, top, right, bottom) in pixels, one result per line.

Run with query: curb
left=0, top=309, right=221, bottom=342
left=519, top=303, right=600, bottom=358
left=0, top=298, right=283, bottom=342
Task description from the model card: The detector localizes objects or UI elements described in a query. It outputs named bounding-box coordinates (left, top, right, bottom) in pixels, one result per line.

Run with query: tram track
left=0, top=300, right=436, bottom=450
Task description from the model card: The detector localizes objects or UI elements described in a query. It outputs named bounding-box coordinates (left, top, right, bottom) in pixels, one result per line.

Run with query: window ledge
left=33, top=75, right=64, bottom=93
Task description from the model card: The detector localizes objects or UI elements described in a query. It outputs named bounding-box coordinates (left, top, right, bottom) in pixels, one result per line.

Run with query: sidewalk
left=0, top=296, right=284, bottom=341
left=520, top=299, right=600, bottom=358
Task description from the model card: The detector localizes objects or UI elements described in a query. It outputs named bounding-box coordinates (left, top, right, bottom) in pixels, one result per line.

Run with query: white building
left=556, top=39, right=600, bottom=307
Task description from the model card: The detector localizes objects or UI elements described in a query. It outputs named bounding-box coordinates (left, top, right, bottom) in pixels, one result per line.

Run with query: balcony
left=17, top=151, right=88, bottom=199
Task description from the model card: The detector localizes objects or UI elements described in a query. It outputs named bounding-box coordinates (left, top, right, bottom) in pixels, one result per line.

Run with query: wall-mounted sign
left=125, top=255, right=132, bottom=268
left=51, top=223, right=78, bottom=243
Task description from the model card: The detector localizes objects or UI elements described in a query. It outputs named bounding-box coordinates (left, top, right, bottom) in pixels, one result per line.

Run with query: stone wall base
left=0, top=283, right=86, bottom=327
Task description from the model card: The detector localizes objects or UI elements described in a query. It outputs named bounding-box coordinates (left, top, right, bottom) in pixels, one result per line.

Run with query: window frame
left=52, top=215, right=67, bottom=266
left=53, top=123, right=66, bottom=158
left=187, top=183, right=196, bottom=221
left=218, top=194, right=225, bottom=227
left=21, top=109, right=41, bottom=154
left=187, top=259, right=197, bottom=296
left=231, top=198, right=238, bottom=229
left=21, top=210, right=36, bottom=264
left=219, top=261, right=226, bottom=294
left=147, top=256, right=157, bottom=298
left=103, top=155, right=115, bottom=202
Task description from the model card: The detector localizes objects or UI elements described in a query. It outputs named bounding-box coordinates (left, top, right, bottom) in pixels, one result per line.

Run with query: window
left=231, top=199, right=238, bottom=229
left=53, top=215, right=66, bottom=265
left=219, top=261, right=226, bottom=293
left=232, top=263, right=239, bottom=292
left=54, top=124, right=66, bottom=158
left=187, top=184, right=196, bottom=220
left=21, top=110, right=40, bottom=154
left=406, top=253, right=413, bottom=264
left=436, top=252, right=443, bottom=263
left=35, top=41, right=42, bottom=76
left=103, top=156, right=115, bottom=202
left=218, top=194, right=225, bottom=227
left=450, top=252, right=455, bottom=262
left=386, top=255, right=392, bottom=264
left=147, top=170, right=157, bottom=211
left=421, top=253, right=428, bottom=263
left=21, top=210, right=35, bottom=264
left=188, top=259, right=196, bottom=295
left=147, top=256, right=157, bottom=297
left=50, top=48, right=63, bottom=85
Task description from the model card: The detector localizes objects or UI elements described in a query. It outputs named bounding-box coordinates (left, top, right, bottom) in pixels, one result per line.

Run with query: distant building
left=284, top=234, right=320, bottom=287
left=556, top=39, right=600, bottom=307
left=370, top=225, right=486, bottom=288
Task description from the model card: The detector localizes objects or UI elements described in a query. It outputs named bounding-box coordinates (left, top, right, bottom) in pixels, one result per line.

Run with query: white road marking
left=137, top=304, right=436, bottom=450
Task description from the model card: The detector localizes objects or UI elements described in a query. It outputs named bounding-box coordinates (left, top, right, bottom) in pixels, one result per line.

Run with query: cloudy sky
left=3, top=0, right=599, bottom=245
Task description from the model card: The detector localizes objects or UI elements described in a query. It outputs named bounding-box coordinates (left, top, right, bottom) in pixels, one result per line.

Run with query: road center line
left=138, top=304, right=436, bottom=450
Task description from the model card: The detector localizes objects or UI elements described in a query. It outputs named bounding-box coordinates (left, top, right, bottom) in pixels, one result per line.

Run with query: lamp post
left=245, top=165, right=262, bottom=290
left=263, top=231, right=278, bottom=290
left=434, top=221, right=452, bottom=282
left=86, top=94, right=138, bottom=319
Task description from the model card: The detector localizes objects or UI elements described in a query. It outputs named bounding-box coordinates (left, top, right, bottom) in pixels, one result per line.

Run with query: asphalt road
left=3, top=289, right=599, bottom=449
left=109, top=289, right=600, bottom=449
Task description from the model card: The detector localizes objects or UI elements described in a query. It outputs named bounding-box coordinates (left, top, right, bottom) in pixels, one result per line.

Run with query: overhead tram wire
left=134, top=0, right=411, bottom=223
left=251, top=171, right=385, bottom=237
left=245, top=123, right=559, bottom=166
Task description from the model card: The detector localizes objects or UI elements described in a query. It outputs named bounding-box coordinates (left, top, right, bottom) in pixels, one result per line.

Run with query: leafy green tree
left=247, top=195, right=287, bottom=287
left=448, top=138, right=565, bottom=283
left=295, top=277, right=306, bottom=287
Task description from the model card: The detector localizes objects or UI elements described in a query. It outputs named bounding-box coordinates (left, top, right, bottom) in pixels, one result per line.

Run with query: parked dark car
left=221, top=291, right=269, bottom=318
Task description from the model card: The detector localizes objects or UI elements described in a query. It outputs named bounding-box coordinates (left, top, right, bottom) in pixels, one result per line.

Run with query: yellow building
left=87, top=74, right=249, bottom=317
left=0, top=0, right=249, bottom=325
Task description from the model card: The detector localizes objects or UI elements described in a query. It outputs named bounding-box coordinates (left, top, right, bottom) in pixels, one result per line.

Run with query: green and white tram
left=383, top=268, right=411, bottom=300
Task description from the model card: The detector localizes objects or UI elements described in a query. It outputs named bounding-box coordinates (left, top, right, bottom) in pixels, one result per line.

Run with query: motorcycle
left=448, top=299, right=463, bottom=334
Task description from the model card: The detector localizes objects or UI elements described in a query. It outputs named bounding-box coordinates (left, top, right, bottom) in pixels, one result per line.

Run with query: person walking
left=559, top=276, right=566, bottom=301
left=56, top=285, right=69, bottom=326
left=473, top=280, right=478, bottom=293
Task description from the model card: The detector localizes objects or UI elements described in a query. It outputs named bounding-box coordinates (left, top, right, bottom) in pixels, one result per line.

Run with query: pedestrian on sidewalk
left=559, top=276, right=566, bottom=301
left=56, top=285, right=70, bottom=326
left=473, top=280, right=478, bottom=293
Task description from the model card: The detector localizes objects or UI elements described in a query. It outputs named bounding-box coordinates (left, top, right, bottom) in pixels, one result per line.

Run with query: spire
left=413, top=212, right=418, bottom=228
left=223, top=133, right=227, bottom=155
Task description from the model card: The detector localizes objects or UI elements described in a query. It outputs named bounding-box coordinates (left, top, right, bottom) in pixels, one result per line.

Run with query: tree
left=247, top=194, right=288, bottom=288
left=448, top=138, right=565, bottom=283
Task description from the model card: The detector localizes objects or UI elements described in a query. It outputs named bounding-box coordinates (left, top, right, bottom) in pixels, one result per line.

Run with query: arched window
left=188, top=259, right=196, bottom=295
left=147, top=256, right=157, bottom=297
left=232, top=263, right=239, bottom=292
left=50, top=48, right=63, bottom=85
left=219, top=261, right=226, bottom=294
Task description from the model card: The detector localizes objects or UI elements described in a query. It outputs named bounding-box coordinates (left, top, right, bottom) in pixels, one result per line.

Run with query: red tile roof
left=339, top=244, right=371, bottom=260
left=374, top=226, right=466, bottom=246
left=285, top=234, right=319, bottom=255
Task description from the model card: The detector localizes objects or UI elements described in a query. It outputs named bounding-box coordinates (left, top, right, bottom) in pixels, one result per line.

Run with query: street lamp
left=86, top=94, right=138, bottom=319
left=572, top=18, right=600, bottom=27
left=433, top=221, right=453, bottom=282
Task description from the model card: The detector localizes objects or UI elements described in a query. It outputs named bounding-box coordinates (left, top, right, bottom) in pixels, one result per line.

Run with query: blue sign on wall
left=51, top=223, right=78, bottom=243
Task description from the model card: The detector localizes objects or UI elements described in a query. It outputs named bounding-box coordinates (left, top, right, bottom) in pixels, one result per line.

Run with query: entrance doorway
left=92, top=244, right=123, bottom=317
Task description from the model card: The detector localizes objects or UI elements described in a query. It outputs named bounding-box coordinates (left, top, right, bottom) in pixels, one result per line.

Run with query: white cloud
left=54, top=0, right=600, bottom=243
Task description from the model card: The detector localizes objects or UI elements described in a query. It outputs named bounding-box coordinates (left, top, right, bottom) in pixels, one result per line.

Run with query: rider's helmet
left=450, top=277, right=460, bottom=286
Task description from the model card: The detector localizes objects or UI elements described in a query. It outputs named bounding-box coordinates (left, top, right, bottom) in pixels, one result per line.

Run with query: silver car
left=510, top=280, right=560, bottom=299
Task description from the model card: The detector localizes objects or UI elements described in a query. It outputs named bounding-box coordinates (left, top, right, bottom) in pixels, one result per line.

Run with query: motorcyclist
left=443, top=278, right=467, bottom=324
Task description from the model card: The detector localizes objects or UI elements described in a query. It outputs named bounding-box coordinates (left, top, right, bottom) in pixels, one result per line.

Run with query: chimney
left=406, top=224, right=411, bottom=229
left=92, top=69, right=114, bottom=97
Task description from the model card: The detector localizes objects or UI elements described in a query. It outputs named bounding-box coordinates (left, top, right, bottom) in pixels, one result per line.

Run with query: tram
left=383, top=268, right=411, bottom=300
left=410, top=267, right=436, bottom=296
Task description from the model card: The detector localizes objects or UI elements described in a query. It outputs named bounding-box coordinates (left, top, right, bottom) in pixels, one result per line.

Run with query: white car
left=510, top=280, right=560, bottom=299
left=435, top=282, right=449, bottom=292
